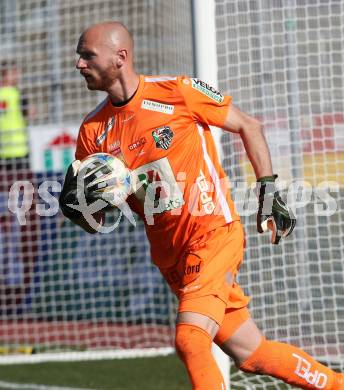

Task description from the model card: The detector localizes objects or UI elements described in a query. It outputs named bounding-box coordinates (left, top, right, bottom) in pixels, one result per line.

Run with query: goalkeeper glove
left=59, top=158, right=117, bottom=221
left=256, top=174, right=296, bottom=244
left=79, top=157, right=129, bottom=209
left=59, top=160, right=82, bottom=220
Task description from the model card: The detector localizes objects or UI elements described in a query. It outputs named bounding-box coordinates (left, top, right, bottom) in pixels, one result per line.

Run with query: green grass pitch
left=0, top=354, right=290, bottom=389
left=0, top=355, right=189, bottom=390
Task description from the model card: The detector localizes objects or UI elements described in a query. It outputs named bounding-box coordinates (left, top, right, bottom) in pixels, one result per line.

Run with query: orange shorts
left=159, top=220, right=250, bottom=325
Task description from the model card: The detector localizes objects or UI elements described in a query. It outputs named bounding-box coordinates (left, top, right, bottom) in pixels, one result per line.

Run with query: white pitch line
left=0, top=347, right=174, bottom=365
left=0, top=381, right=93, bottom=390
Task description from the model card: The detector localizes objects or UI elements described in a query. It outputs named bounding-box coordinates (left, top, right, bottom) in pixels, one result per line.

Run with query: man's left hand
left=256, top=175, right=296, bottom=244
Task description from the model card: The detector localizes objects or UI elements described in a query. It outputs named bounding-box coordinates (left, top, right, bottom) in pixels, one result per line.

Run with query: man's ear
left=116, top=49, right=127, bottom=66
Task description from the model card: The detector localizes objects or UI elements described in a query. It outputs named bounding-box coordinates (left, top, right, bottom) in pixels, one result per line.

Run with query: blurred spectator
left=0, top=60, right=31, bottom=169
left=0, top=60, right=38, bottom=315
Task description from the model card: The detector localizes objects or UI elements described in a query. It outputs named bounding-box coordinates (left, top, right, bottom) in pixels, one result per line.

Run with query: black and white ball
left=78, top=153, right=133, bottom=209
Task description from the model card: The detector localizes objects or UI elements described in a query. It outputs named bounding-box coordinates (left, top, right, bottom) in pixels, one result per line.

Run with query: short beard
left=98, top=63, right=118, bottom=91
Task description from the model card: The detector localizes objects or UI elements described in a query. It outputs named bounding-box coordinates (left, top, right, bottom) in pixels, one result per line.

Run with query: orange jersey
left=76, top=75, right=240, bottom=267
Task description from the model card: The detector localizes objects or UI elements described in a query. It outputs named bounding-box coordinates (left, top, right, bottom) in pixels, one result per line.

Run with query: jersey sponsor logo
left=292, top=353, right=328, bottom=389
left=191, top=78, right=224, bottom=103
left=183, top=253, right=203, bottom=286
left=152, top=126, right=174, bottom=150
left=141, top=99, right=174, bottom=114
left=160, top=253, right=203, bottom=289
left=128, top=137, right=147, bottom=152
left=108, top=140, right=121, bottom=155
left=96, top=116, right=115, bottom=146
left=134, top=157, right=184, bottom=222
left=196, top=169, right=215, bottom=214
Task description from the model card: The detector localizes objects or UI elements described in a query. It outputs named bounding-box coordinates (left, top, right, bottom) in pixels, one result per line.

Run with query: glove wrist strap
left=256, top=174, right=278, bottom=200
left=257, top=174, right=278, bottom=183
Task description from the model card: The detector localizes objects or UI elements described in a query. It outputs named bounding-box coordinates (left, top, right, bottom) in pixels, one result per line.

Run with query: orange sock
left=239, top=338, right=342, bottom=389
left=175, top=324, right=225, bottom=390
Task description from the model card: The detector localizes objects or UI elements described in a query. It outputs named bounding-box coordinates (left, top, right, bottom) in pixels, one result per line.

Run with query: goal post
left=191, top=0, right=230, bottom=388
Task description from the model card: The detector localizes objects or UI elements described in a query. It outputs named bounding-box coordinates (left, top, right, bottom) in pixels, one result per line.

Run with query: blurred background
left=0, top=0, right=343, bottom=389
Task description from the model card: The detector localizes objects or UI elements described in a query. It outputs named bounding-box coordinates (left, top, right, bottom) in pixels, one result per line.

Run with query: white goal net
left=215, top=0, right=344, bottom=388
left=0, top=0, right=193, bottom=362
left=0, top=1, right=343, bottom=389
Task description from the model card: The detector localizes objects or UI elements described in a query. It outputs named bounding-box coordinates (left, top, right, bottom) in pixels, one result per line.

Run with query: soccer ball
left=78, top=153, right=133, bottom=209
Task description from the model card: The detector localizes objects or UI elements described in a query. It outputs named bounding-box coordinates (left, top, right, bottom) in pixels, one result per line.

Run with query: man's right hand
left=59, top=160, right=105, bottom=233
left=59, top=160, right=82, bottom=220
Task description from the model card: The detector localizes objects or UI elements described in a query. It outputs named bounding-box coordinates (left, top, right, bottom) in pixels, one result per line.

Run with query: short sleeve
left=75, top=123, right=97, bottom=160
left=178, top=76, right=232, bottom=128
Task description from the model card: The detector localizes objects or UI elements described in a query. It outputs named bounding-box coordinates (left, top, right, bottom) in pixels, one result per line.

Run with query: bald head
left=80, top=21, right=134, bottom=58
left=76, top=21, right=139, bottom=97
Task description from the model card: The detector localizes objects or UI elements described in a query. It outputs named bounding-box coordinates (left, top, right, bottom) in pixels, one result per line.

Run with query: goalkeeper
left=59, top=21, right=343, bottom=389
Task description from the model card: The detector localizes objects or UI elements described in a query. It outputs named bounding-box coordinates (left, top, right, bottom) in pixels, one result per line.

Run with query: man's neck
left=108, top=72, right=140, bottom=106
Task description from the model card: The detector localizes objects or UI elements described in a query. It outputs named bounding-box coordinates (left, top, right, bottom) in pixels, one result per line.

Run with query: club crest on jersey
left=96, top=116, right=115, bottom=146
left=152, top=126, right=174, bottom=150
left=191, top=79, right=224, bottom=103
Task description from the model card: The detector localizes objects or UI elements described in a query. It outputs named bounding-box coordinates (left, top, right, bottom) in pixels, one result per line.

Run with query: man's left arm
left=222, top=104, right=296, bottom=244
left=222, top=104, right=272, bottom=178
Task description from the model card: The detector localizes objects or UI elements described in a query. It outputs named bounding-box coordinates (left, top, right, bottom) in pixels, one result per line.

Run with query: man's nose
left=76, top=57, right=86, bottom=69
